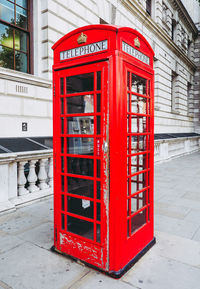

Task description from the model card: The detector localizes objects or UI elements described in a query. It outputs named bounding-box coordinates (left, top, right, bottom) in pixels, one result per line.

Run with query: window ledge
left=171, top=109, right=180, bottom=115
left=0, top=67, right=52, bottom=88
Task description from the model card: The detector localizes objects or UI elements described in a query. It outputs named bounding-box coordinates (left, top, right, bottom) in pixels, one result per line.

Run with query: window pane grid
left=0, top=0, right=29, bottom=72
left=59, top=71, right=103, bottom=244
left=127, top=70, right=151, bottom=238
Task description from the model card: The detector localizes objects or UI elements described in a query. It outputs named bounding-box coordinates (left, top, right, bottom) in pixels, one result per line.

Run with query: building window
left=181, top=27, right=187, bottom=50
left=0, top=0, right=30, bottom=73
left=146, top=0, right=151, bottom=15
left=100, top=18, right=108, bottom=24
left=171, top=19, right=176, bottom=41
left=162, top=2, right=168, bottom=23
left=171, top=71, right=178, bottom=112
left=187, top=82, right=192, bottom=116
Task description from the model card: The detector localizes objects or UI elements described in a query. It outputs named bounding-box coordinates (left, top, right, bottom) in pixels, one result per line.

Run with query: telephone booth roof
left=52, top=24, right=154, bottom=68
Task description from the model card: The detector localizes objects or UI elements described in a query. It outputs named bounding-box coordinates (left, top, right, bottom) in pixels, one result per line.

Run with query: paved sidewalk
left=0, top=152, right=200, bottom=289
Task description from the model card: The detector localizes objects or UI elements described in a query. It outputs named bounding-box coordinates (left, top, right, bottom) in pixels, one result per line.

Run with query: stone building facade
left=0, top=0, right=199, bottom=137
left=0, top=0, right=200, bottom=212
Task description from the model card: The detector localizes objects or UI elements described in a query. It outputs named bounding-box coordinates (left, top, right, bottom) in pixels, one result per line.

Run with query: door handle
left=103, top=141, right=108, bottom=153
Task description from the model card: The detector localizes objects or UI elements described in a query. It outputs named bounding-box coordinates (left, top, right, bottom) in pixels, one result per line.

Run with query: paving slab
left=155, top=202, right=191, bottom=219
left=192, top=227, right=200, bottom=242
left=122, top=250, right=200, bottom=289
left=154, top=231, right=200, bottom=267
left=184, top=209, right=200, bottom=224
left=154, top=214, right=199, bottom=239
left=0, top=231, right=24, bottom=255
left=17, top=221, right=54, bottom=250
left=0, top=242, right=90, bottom=289
left=62, top=271, right=138, bottom=289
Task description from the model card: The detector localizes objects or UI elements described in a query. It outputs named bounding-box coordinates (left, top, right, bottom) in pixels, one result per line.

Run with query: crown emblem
left=77, top=33, right=87, bottom=44
left=134, top=37, right=140, bottom=48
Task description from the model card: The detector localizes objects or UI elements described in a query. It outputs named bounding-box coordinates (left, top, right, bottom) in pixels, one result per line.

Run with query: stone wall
left=0, top=0, right=199, bottom=137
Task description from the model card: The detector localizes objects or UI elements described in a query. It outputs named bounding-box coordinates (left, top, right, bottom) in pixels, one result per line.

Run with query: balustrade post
left=38, top=158, right=49, bottom=190
left=27, top=160, right=39, bottom=193
left=18, top=161, right=28, bottom=196
left=48, top=157, right=53, bottom=188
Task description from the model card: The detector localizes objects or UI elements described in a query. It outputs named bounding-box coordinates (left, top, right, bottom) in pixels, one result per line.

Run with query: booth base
left=51, top=237, right=156, bottom=279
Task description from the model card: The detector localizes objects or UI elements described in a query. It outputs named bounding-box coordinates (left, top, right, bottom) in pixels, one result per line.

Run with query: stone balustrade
left=0, top=136, right=200, bottom=214
left=154, top=136, right=200, bottom=163
left=0, top=149, right=53, bottom=214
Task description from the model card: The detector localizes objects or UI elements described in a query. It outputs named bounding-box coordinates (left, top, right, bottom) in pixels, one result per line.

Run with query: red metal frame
left=52, top=24, right=154, bottom=276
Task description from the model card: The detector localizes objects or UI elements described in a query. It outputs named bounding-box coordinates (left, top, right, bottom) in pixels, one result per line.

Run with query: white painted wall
left=181, top=0, right=200, bottom=25
left=0, top=0, right=198, bottom=137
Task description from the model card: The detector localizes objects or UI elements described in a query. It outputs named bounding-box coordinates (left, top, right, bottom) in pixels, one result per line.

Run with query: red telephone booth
left=52, top=25, right=155, bottom=277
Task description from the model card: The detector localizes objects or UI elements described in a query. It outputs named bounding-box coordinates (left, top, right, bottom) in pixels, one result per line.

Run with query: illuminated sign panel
left=60, top=40, right=108, bottom=60
left=122, top=41, right=150, bottom=65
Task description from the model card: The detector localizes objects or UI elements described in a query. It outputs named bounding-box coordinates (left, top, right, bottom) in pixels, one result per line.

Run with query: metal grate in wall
left=0, top=137, right=52, bottom=154
left=0, top=133, right=199, bottom=154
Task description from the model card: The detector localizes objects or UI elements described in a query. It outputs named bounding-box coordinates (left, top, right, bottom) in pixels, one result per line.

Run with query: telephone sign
left=52, top=25, right=155, bottom=277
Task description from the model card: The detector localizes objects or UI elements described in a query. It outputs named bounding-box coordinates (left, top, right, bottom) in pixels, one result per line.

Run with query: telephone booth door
left=53, top=62, right=109, bottom=269
left=124, top=62, right=154, bottom=265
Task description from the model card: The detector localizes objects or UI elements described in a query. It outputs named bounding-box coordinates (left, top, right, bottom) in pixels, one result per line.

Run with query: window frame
left=146, top=0, right=151, bottom=16
left=0, top=0, right=31, bottom=73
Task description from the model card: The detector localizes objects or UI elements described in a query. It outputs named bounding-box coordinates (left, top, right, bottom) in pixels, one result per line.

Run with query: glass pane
left=131, top=154, right=146, bottom=174
left=0, top=45, right=14, bottom=69
left=131, top=191, right=146, bottom=213
left=127, top=71, right=130, bottom=90
left=96, top=94, right=101, bottom=112
left=131, top=95, right=147, bottom=114
left=66, top=94, right=94, bottom=114
left=61, top=195, right=65, bottom=210
left=127, top=157, right=130, bottom=175
left=67, top=116, right=94, bottom=134
left=67, top=157, right=94, bottom=177
left=127, top=136, right=130, bottom=154
left=97, top=71, right=101, bottom=90
left=0, top=23, right=13, bottom=48
left=131, top=135, right=149, bottom=153
left=131, top=209, right=146, bottom=234
left=127, top=178, right=130, bottom=195
left=97, top=181, right=101, bottom=199
left=67, top=216, right=94, bottom=240
left=61, top=98, right=64, bottom=114
left=61, top=175, right=65, bottom=192
left=16, top=5, right=28, bottom=29
left=131, top=172, right=147, bottom=193
left=16, top=0, right=28, bottom=9
left=97, top=159, right=100, bottom=178
left=96, top=224, right=100, bottom=243
left=127, top=93, right=130, bottom=112
left=67, top=177, right=94, bottom=198
left=61, top=117, right=64, bottom=134
left=96, top=116, right=101, bottom=134
left=127, top=115, right=130, bottom=133
left=127, top=198, right=130, bottom=216
left=97, top=202, right=100, bottom=221
left=61, top=137, right=64, bottom=153
left=131, top=74, right=147, bottom=95
left=66, top=73, right=94, bottom=94
left=0, top=0, right=14, bottom=24
left=67, top=137, right=94, bottom=155
left=127, top=219, right=130, bottom=237
left=131, top=116, right=147, bottom=133
left=15, top=30, right=27, bottom=52
left=61, top=213, right=65, bottom=230
left=60, top=78, right=64, bottom=95
left=15, top=51, right=27, bottom=73
left=67, top=196, right=93, bottom=219
left=61, top=156, right=64, bottom=172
